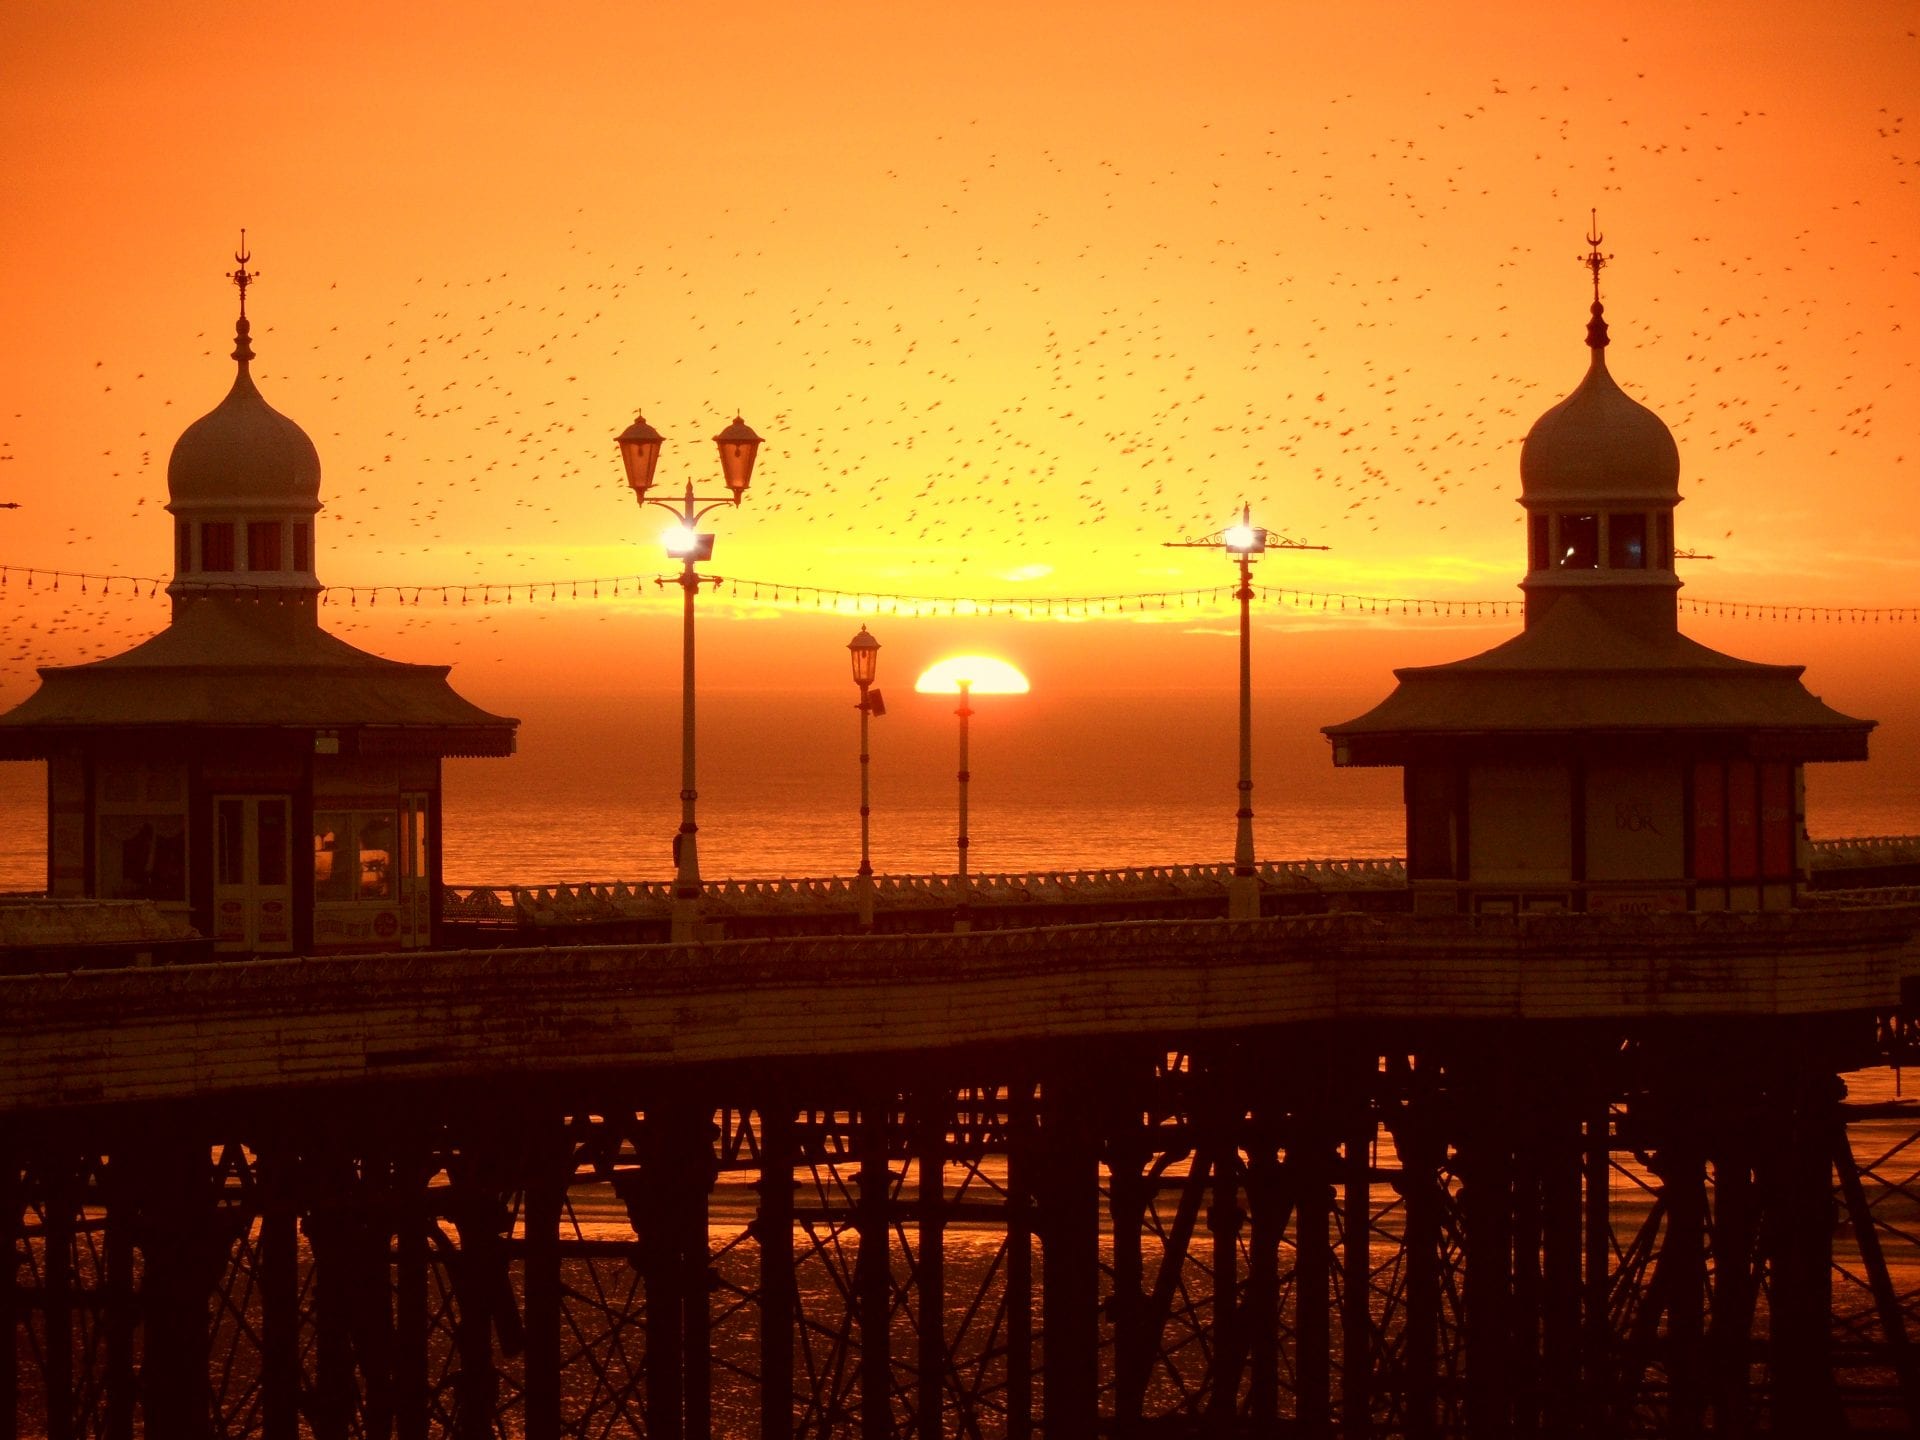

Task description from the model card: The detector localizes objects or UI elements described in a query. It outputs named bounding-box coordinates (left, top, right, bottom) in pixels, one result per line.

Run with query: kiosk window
left=315, top=811, right=397, bottom=900
left=1558, top=514, right=1599, bottom=569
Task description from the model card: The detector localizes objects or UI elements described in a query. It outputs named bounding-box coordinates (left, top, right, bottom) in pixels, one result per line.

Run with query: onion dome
left=166, top=311, right=321, bottom=509
left=164, top=244, right=325, bottom=612
left=1519, top=298, right=1679, bottom=506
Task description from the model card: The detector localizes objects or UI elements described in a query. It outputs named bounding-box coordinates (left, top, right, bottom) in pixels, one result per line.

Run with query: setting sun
left=914, top=656, right=1032, bottom=695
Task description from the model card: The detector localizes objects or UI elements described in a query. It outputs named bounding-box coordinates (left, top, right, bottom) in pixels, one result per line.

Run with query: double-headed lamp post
left=1168, top=504, right=1328, bottom=922
left=847, top=627, right=885, bottom=930
left=617, top=411, right=763, bottom=944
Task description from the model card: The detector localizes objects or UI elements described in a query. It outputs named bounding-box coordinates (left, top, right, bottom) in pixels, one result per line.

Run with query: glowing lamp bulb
left=1223, top=523, right=1266, bottom=555
left=664, top=525, right=714, bottom=561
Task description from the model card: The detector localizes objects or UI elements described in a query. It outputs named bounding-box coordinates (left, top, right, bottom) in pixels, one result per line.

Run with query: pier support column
left=0, top=1144, right=16, bottom=1440
left=1244, top=1135, right=1286, bottom=1433
left=1342, top=1086, right=1375, bottom=1440
left=1294, top=1107, right=1334, bottom=1439
left=757, top=1103, right=797, bottom=1440
left=1707, top=1135, right=1756, bottom=1439
left=1459, top=1061, right=1514, bottom=1440
left=1510, top=1137, right=1541, bottom=1440
left=1038, top=1065, right=1101, bottom=1440
left=522, top=1118, right=570, bottom=1440
left=679, top=1110, right=715, bottom=1440
left=856, top=1093, right=894, bottom=1440
left=448, top=1179, right=505, bottom=1440
left=394, top=1146, right=433, bottom=1440
left=102, top=1152, right=137, bottom=1440
left=915, top=1090, right=948, bottom=1440
left=1006, top=1080, right=1037, bottom=1440
left=306, top=1155, right=357, bottom=1440
left=44, top=1155, right=74, bottom=1440
left=1767, top=1070, right=1841, bottom=1435
left=137, top=1140, right=222, bottom=1439
left=1538, top=1099, right=1585, bottom=1439
left=1105, top=1125, right=1151, bottom=1436
left=1391, top=1077, right=1446, bottom=1440
left=632, top=1101, right=717, bottom=1440
left=1654, top=1134, right=1708, bottom=1440
left=1582, top=1096, right=1613, bottom=1430
left=259, top=1144, right=301, bottom=1440
left=1209, top=1137, right=1248, bottom=1430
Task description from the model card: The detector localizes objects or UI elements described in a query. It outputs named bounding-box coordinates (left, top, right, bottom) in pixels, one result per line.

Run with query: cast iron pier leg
left=395, top=1148, right=431, bottom=1440
left=0, top=1145, right=15, bottom=1440
left=759, top=1103, right=797, bottom=1440
left=1583, top=1098, right=1613, bottom=1431
left=1397, top=1092, right=1443, bottom=1440
left=523, top=1125, right=567, bottom=1440
left=1040, top=1067, right=1101, bottom=1440
left=260, top=1146, right=300, bottom=1440
left=1461, top=1068, right=1514, bottom=1440
left=1007, top=1082, right=1036, bottom=1440
left=858, top=1094, right=893, bottom=1440
left=917, top=1090, right=948, bottom=1440
left=1295, top=1113, right=1333, bottom=1440
left=1344, top=1091, right=1375, bottom=1440
left=1768, top=1071, right=1841, bottom=1435
left=1708, top=1139, right=1755, bottom=1438
left=1245, top=1139, right=1285, bottom=1433
left=1540, top=1105, right=1583, bottom=1438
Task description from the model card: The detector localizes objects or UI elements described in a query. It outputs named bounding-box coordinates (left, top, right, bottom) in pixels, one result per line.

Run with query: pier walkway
left=5, top=844, right=1920, bottom=1438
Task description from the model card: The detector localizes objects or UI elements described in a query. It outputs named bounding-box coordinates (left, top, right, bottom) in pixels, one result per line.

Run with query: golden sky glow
left=0, top=1, right=1916, bottom=723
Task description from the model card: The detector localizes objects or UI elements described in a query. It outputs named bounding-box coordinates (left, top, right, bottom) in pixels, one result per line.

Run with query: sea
left=0, top=687, right=1913, bottom=891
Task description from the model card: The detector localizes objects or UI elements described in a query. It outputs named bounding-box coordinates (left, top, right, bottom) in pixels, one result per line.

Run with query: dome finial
left=226, top=230, right=257, bottom=367
left=1581, top=209, right=1612, bottom=351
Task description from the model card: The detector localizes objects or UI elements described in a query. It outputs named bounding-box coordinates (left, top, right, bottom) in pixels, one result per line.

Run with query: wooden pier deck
left=3, top=906, right=1913, bottom=1116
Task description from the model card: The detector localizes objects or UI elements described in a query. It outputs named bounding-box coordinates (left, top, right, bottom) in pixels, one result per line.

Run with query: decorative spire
left=226, top=230, right=257, bottom=366
left=1581, top=209, right=1611, bottom=351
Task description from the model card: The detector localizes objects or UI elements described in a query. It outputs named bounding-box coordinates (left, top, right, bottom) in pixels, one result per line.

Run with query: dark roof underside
left=1323, top=594, right=1872, bottom=764
left=0, top=599, right=516, bottom=758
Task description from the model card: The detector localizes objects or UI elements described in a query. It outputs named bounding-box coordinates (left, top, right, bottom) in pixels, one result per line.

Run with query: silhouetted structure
left=0, top=256, right=515, bottom=954
left=2, top=252, right=1917, bottom=1440
left=1327, top=251, right=1869, bottom=917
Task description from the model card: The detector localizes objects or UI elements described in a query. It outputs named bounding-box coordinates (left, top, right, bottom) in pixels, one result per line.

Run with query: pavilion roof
left=0, top=599, right=516, bottom=758
left=1323, top=594, right=1871, bottom=765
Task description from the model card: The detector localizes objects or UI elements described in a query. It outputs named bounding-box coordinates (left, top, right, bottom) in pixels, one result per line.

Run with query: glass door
left=400, top=791, right=430, bottom=948
left=213, top=795, right=293, bottom=953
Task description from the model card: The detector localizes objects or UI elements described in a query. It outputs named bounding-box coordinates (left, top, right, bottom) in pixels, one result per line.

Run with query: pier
left=4, top=235, right=1915, bottom=1440
left=4, top=854, right=1920, bottom=1438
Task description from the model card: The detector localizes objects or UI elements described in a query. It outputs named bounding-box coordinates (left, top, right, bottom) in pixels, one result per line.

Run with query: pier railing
left=1807, top=834, right=1920, bottom=866
left=441, top=856, right=1411, bottom=927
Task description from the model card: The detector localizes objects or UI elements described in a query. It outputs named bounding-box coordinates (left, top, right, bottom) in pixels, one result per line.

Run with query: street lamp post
left=1224, top=511, right=1264, bottom=921
left=1168, top=504, right=1327, bottom=922
left=953, top=678, right=973, bottom=930
left=616, top=411, right=763, bottom=944
left=915, top=656, right=1029, bottom=933
left=847, top=626, right=884, bottom=930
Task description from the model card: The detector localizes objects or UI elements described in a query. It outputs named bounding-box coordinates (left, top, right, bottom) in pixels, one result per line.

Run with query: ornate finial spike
left=226, top=230, right=258, bottom=366
left=1581, top=208, right=1611, bottom=304
left=1580, top=209, right=1612, bottom=350
left=227, top=228, right=258, bottom=317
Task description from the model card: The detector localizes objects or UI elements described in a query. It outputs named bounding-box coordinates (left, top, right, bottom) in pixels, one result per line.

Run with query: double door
left=213, top=794, right=292, bottom=953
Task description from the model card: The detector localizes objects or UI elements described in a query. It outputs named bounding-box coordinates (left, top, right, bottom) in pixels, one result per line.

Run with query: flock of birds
left=0, top=59, right=1914, bottom=696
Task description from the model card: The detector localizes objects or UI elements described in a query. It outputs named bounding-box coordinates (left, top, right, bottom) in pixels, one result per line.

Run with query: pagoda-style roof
left=0, top=598, right=516, bottom=759
left=1324, top=593, right=1872, bottom=766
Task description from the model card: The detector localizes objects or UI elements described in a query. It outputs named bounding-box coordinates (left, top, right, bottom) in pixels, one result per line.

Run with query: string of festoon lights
left=2, top=562, right=1918, bottom=624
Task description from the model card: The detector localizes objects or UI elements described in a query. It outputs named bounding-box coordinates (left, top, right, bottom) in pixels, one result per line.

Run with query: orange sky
left=0, top=1, right=1916, bottom=731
